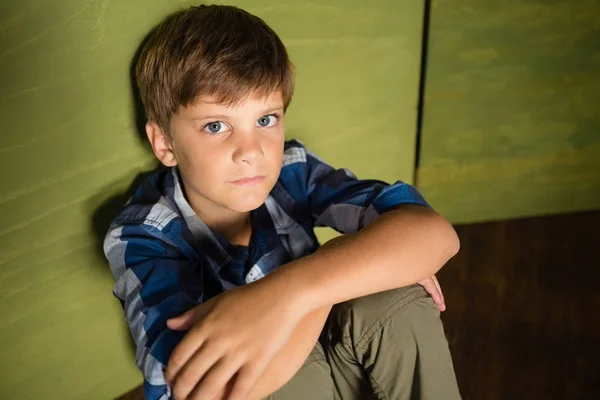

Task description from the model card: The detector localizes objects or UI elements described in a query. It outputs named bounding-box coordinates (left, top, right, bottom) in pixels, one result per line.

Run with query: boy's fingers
left=167, top=304, right=208, bottom=331
left=431, top=275, right=446, bottom=311
left=419, top=278, right=436, bottom=298
left=166, top=331, right=206, bottom=384
left=227, top=363, right=263, bottom=400
left=170, top=342, right=222, bottom=400
left=430, top=287, right=443, bottom=308
left=189, top=356, right=244, bottom=400
left=432, top=275, right=444, bottom=301
left=419, top=278, right=444, bottom=311
left=166, top=311, right=194, bottom=331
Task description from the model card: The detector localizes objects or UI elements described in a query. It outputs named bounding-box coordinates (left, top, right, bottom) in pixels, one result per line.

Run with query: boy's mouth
left=230, top=175, right=266, bottom=186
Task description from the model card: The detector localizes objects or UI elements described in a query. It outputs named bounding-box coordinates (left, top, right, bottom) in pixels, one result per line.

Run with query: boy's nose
left=232, top=131, right=264, bottom=165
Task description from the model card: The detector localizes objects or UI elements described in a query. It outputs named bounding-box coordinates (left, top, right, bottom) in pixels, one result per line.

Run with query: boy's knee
left=323, top=287, right=459, bottom=399
left=326, top=285, right=440, bottom=348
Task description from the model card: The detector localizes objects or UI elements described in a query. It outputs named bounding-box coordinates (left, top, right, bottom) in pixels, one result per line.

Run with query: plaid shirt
left=104, top=139, right=429, bottom=399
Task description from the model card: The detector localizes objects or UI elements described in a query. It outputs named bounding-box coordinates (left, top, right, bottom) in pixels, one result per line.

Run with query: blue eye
left=256, top=114, right=278, bottom=128
left=203, top=121, right=228, bottom=134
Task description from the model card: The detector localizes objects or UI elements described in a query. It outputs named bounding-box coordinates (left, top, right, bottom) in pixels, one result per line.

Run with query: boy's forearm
left=270, top=204, right=460, bottom=314
left=246, top=236, right=346, bottom=399
left=248, top=304, right=332, bottom=400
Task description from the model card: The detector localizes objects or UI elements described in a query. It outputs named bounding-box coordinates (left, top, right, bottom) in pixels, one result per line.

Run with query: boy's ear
left=145, top=121, right=177, bottom=167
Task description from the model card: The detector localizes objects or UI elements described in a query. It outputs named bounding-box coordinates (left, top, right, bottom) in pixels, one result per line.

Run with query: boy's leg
left=266, top=341, right=335, bottom=400
left=323, top=284, right=462, bottom=400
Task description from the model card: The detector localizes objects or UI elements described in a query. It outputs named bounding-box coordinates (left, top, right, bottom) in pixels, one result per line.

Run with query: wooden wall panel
left=418, top=0, right=600, bottom=223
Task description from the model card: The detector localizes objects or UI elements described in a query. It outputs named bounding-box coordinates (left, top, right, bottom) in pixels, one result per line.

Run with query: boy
left=104, top=4, right=461, bottom=400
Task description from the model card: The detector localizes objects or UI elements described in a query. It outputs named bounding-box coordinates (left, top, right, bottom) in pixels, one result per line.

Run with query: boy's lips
left=230, top=175, right=266, bottom=186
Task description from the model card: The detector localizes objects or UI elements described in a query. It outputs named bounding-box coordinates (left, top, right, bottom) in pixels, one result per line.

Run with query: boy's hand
left=418, top=275, right=446, bottom=311
left=165, top=277, right=303, bottom=400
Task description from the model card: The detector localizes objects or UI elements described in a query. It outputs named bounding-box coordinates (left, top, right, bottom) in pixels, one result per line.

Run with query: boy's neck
left=199, top=208, right=252, bottom=247
left=216, top=213, right=252, bottom=247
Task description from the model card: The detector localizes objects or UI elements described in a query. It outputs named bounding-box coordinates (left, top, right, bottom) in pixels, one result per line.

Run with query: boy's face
left=146, top=91, right=285, bottom=222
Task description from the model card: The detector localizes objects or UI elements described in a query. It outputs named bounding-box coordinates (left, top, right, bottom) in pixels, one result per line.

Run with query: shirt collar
left=170, top=167, right=232, bottom=265
left=169, top=167, right=283, bottom=267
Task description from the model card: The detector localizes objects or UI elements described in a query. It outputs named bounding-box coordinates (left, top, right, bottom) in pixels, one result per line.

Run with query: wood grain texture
left=417, top=0, right=600, bottom=223
left=439, top=209, right=600, bottom=399
left=0, top=1, right=424, bottom=398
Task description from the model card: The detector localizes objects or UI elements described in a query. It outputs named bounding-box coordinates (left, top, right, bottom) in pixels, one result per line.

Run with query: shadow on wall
left=88, top=24, right=165, bottom=360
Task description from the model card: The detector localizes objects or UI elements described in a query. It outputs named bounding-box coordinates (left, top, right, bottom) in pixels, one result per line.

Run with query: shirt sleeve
left=303, top=146, right=431, bottom=234
left=104, top=222, right=204, bottom=400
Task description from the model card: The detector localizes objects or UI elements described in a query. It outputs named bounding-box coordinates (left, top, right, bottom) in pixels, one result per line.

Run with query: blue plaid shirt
left=104, top=140, right=429, bottom=399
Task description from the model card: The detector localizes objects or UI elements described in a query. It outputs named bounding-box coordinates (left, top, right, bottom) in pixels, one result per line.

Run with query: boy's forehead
left=190, top=91, right=284, bottom=111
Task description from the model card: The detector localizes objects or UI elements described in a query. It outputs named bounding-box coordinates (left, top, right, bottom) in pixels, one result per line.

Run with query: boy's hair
left=135, top=4, right=295, bottom=133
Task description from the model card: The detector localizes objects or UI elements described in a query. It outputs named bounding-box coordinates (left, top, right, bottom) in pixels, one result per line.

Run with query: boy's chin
left=227, top=194, right=268, bottom=213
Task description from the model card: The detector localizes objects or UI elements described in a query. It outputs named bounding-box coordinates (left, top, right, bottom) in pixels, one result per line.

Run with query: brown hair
left=135, top=4, right=294, bottom=133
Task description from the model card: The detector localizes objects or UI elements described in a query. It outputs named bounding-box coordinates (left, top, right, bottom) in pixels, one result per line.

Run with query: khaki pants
left=267, top=285, right=461, bottom=400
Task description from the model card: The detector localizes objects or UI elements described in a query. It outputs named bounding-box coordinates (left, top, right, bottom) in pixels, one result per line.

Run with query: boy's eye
left=256, top=114, right=278, bottom=128
left=203, top=121, right=228, bottom=134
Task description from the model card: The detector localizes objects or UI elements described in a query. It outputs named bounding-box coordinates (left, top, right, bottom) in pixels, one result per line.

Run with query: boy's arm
left=290, top=142, right=454, bottom=308
left=244, top=233, right=345, bottom=399
left=167, top=237, right=347, bottom=400
left=169, top=302, right=331, bottom=400
left=247, top=206, right=456, bottom=399
left=270, top=203, right=459, bottom=312
left=244, top=232, right=359, bottom=399
left=246, top=304, right=332, bottom=400
left=250, top=206, right=455, bottom=398
left=165, top=205, right=458, bottom=400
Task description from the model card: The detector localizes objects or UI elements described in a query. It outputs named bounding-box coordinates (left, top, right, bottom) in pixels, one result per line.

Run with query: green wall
left=0, top=1, right=424, bottom=398
left=417, top=0, right=600, bottom=223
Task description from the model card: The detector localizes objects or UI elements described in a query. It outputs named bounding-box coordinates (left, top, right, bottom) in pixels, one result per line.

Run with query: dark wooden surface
left=439, top=209, right=600, bottom=400
left=118, top=210, right=600, bottom=400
